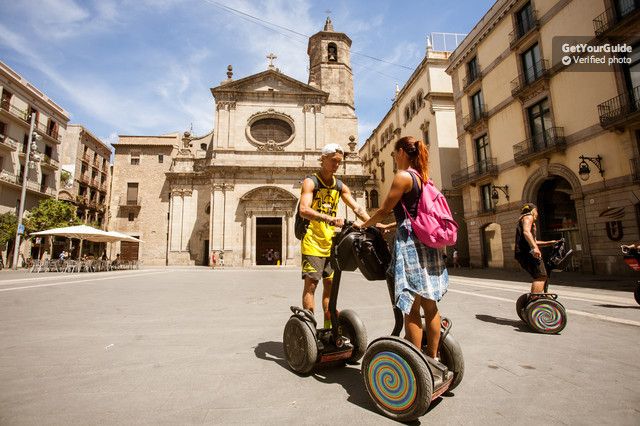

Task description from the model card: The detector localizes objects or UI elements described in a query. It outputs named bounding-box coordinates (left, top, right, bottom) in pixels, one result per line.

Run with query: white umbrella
left=31, top=225, right=142, bottom=258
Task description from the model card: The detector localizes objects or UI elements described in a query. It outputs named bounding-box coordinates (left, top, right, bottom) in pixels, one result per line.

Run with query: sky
left=0, top=0, right=494, bottom=149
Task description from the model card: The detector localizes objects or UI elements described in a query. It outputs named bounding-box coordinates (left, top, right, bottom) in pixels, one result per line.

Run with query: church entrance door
left=255, top=217, right=282, bottom=265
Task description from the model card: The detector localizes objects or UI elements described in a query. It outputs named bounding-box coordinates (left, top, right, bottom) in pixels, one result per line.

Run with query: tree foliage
left=24, top=199, right=81, bottom=234
left=0, top=212, right=17, bottom=247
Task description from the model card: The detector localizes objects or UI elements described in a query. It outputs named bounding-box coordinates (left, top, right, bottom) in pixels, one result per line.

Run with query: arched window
left=370, top=190, right=379, bottom=209
left=410, top=99, right=417, bottom=116
left=405, top=107, right=411, bottom=123
left=327, top=43, right=338, bottom=62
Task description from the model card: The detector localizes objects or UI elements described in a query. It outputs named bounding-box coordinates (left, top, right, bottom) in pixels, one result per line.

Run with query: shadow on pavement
left=475, top=314, right=530, bottom=333
left=595, top=303, right=640, bottom=309
left=253, top=341, right=290, bottom=370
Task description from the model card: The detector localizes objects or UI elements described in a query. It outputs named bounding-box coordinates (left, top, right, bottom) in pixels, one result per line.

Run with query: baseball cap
left=521, top=203, right=538, bottom=214
left=321, top=143, right=344, bottom=156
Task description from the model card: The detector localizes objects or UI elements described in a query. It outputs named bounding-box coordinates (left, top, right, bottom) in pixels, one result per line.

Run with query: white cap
left=321, top=143, right=344, bottom=156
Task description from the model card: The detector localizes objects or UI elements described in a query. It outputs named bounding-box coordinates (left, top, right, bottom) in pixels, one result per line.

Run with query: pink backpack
left=402, top=169, right=459, bottom=249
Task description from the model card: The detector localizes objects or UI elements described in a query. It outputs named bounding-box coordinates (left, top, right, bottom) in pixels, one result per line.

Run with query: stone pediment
left=211, top=69, right=328, bottom=100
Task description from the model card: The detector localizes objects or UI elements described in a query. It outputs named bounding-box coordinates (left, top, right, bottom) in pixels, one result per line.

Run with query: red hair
left=395, top=136, right=429, bottom=182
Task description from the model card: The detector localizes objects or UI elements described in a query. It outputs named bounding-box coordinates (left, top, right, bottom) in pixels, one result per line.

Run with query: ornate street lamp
left=578, top=155, right=604, bottom=181
left=491, top=184, right=510, bottom=202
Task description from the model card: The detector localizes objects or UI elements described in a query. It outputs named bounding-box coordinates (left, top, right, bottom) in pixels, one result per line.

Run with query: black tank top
left=514, top=214, right=535, bottom=259
left=393, top=170, right=421, bottom=223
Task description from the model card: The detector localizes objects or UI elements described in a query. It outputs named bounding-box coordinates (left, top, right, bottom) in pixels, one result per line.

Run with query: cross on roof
left=266, top=52, right=277, bottom=69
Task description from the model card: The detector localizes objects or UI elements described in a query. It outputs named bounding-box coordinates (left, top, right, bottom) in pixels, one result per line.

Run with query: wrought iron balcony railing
left=511, top=59, right=550, bottom=96
left=513, top=127, right=566, bottom=164
left=463, top=105, right=488, bottom=131
left=451, top=158, right=499, bottom=188
left=597, top=85, right=640, bottom=129
left=593, top=0, right=639, bottom=36
left=509, top=9, right=539, bottom=48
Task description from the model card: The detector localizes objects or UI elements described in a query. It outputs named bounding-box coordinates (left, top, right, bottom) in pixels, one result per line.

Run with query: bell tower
left=307, top=18, right=358, bottom=144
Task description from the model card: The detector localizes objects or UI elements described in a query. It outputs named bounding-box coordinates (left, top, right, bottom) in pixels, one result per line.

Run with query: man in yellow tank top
left=298, top=143, right=370, bottom=328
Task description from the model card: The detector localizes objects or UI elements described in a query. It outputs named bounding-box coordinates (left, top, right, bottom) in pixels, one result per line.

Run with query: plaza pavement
left=0, top=267, right=638, bottom=425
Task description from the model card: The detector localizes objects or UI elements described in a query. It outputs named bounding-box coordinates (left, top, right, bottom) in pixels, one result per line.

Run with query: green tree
left=0, top=212, right=17, bottom=248
left=24, top=199, right=81, bottom=234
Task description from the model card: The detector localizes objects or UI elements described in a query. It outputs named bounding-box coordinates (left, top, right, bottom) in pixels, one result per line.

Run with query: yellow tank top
left=301, top=174, right=341, bottom=257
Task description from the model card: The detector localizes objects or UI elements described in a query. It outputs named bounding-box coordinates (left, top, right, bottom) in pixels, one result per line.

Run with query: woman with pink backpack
left=356, top=135, right=451, bottom=359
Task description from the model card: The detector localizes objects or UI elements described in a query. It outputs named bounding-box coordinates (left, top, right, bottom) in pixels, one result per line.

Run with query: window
left=22, top=134, right=28, bottom=153
left=1, top=90, right=12, bottom=110
left=47, top=119, right=58, bottom=138
left=480, top=184, right=493, bottom=212
left=127, top=182, right=139, bottom=204
left=44, top=145, right=52, bottom=159
left=405, top=107, right=410, bottom=123
left=624, top=43, right=640, bottom=93
left=103, top=159, right=108, bottom=169
left=19, top=165, right=24, bottom=181
left=475, top=135, right=490, bottom=172
left=128, top=212, right=135, bottom=222
left=250, top=118, right=292, bottom=143
left=130, top=151, right=140, bottom=165
left=471, top=91, right=484, bottom=121
left=467, top=56, right=480, bottom=83
left=40, top=174, right=47, bottom=192
left=327, top=42, right=338, bottom=62
left=27, top=106, right=39, bottom=124
left=522, top=43, right=542, bottom=84
left=416, top=91, right=424, bottom=108
left=410, top=99, right=417, bottom=116
left=158, top=154, right=163, bottom=163
left=0, top=121, right=6, bottom=136
left=380, top=161, right=385, bottom=182
left=515, top=2, right=535, bottom=37
left=370, top=190, right=379, bottom=209
left=0, top=156, right=4, bottom=171
left=527, top=98, right=552, bottom=150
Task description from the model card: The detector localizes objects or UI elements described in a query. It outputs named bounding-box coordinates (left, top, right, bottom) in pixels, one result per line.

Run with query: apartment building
left=59, top=125, right=112, bottom=229
left=359, top=41, right=467, bottom=262
left=446, top=0, right=639, bottom=274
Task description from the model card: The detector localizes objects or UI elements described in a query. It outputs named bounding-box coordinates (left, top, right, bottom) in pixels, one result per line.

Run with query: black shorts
left=517, top=255, right=547, bottom=279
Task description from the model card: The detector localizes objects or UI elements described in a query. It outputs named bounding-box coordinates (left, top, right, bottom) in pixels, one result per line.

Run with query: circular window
left=246, top=111, right=296, bottom=150
left=250, top=118, right=292, bottom=143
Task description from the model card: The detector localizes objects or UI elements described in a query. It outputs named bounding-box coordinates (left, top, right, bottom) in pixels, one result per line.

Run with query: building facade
left=0, top=60, right=69, bottom=262
left=59, top=124, right=112, bottom=228
left=359, top=42, right=467, bottom=262
left=446, top=0, right=639, bottom=274
left=108, top=19, right=370, bottom=266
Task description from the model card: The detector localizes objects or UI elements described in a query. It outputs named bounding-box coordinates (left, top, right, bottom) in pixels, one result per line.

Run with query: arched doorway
left=536, top=176, right=581, bottom=270
left=480, top=223, right=504, bottom=268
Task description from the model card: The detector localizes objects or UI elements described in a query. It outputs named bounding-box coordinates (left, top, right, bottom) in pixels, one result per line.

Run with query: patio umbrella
left=30, top=225, right=142, bottom=258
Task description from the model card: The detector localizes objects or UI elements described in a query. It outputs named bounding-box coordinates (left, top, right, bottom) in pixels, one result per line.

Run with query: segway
left=620, top=245, right=640, bottom=305
left=282, top=224, right=368, bottom=375
left=516, top=239, right=573, bottom=334
left=336, top=224, right=464, bottom=422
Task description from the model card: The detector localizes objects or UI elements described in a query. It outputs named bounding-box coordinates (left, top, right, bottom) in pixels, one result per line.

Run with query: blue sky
left=0, top=0, right=494, bottom=148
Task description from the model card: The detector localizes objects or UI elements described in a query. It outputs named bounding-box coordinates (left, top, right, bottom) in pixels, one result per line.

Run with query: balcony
left=35, top=121, right=62, bottom=143
left=75, top=195, right=89, bottom=206
left=462, top=69, right=482, bottom=92
left=78, top=174, right=90, bottom=185
left=509, top=9, right=539, bottom=50
left=513, top=127, right=566, bottom=164
left=597, top=85, right=640, bottom=130
left=593, top=1, right=639, bottom=37
left=463, top=105, right=488, bottom=132
left=100, top=181, right=108, bottom=191
left=90, top=178, right=100, bottom=188
left=511, top=59, right=550, bottom=98
left=452, top=158, right=499, bottom=188
left=81, top=153, right=91, bottom=164
left=0, top=102, right=28, bottom=122
left=0, top=134, right=18, bottom=151
left=41, top=155, right=60, bottom=170
left=0, top=170, right=20, bottom=185
left=118, top=195, right=142, bottom=209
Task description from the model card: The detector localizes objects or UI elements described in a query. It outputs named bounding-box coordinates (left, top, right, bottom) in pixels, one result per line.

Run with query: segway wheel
left=516, top=294, right=529, bottom=323
left=438, top=333, right=464, bottom=391
left=362, top=337, right=432, bottom=422
left=634, top=284, right=640, bottom=305
left=283, top=316, right=317, bottom=375
left=525, top=298, right=567, bottom=334
left=338, top=309, right=367, bottom=363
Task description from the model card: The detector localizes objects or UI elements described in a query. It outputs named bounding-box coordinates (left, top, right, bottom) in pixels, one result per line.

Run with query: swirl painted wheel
left=516, top=294, right=529, bottom=323
left=362, top=337, right=432, bottom=422
left=525, top=298, right=567, bottom=334
left=283, top=316, right=317, bottom=374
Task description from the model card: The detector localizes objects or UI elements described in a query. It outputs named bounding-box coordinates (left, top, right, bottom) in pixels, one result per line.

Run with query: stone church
left=108, top=19, right=371, bottom=266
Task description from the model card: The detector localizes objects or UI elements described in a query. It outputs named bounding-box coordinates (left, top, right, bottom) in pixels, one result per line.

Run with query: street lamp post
left=12, top=113, right=40, bottom=269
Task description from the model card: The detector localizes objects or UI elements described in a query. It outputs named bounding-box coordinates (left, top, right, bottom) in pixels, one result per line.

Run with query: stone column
left=227, top=102, right=236, bottom=149
left=244, top=213, right=252, bottom=266
left=303, top=104, right=315, bottom=150
left=215, top=102, right=230, bottom=149
left=212, top=184, right=225, bottom=251
left=286, top=212, right=295, bottom=262
left=250, top=215, right=257, bottom=265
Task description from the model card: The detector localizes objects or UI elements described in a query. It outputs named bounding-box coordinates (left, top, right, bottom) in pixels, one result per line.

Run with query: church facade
left=108, top=19, right=370, bottom=266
